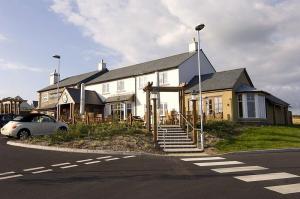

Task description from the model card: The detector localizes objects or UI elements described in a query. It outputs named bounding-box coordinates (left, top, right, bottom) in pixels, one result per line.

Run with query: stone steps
left=157, top=125, right=203, bottom=153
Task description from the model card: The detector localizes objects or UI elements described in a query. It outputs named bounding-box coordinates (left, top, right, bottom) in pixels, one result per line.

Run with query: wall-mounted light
left=191, top=90, right=197, bottom=101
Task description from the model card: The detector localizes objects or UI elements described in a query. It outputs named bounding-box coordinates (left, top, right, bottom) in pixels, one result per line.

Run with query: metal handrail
left=177, top=112, right=204, bottom=150
left=158, top=125, right=167, bottom=149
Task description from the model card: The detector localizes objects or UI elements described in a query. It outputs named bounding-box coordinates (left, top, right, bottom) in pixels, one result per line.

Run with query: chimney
left=98, top=59, right=106, bottom=71
left=189, top=37, right=198, bottom=52
left=49, top=70, right=59, bottom=85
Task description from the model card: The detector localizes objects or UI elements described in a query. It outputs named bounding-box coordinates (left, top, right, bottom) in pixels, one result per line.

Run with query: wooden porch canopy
left=143, top=82, right=187, bottom=132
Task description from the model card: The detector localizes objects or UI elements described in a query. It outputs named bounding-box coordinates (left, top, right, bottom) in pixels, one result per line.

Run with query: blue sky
left=0, top=0, right=117, bottom=102
left=0, top=0, right=299, bottom=114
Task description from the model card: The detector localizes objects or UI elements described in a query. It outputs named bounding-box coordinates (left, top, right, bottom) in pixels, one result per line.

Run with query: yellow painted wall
left=185, top=90, right=235, bottom=121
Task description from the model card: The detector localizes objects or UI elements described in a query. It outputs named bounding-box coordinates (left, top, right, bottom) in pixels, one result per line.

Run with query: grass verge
left=209, top=122, right=300, bottom=153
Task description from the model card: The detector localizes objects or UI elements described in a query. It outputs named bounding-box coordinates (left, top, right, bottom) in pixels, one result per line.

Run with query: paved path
left=0, top=136, right=300, bottom=199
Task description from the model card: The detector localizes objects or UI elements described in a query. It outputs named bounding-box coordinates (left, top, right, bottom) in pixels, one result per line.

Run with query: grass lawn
left=215, top=125, right=300, bottom=153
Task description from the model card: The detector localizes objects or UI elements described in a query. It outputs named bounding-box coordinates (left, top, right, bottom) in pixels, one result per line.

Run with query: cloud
left=0, top=33, right=8, bottom=42
left=0, top=58, right=43, bottom=72
left=50, top=0, right=300, bottom=113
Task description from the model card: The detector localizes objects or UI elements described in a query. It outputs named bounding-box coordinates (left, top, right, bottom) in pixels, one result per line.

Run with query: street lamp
left=53, top=55, right=61, bottom=120
left=195, top=24, right=205, bottom=149
left=151, top=92, right=158, bottom=147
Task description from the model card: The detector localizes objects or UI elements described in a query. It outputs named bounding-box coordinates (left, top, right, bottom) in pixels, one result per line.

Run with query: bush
left=43, top=122, right=147, bottom=144
left=202, top=120, right=241, bottom=138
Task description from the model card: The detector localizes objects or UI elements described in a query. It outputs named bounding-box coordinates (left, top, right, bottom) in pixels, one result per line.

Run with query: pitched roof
left=66, top=88, right=103, bottom=105
left=38, top=70, right=106, bottom=92
left=87, top=51, right=196, bottom=85
left=266, top=94, right=289, bottom=106
left=186, top=68, right=246, bottom=93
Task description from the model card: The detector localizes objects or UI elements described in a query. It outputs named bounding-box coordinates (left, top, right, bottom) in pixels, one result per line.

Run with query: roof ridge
left=107, top=51, right=194, bottom=72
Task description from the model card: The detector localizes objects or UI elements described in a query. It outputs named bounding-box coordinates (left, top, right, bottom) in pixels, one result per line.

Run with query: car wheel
left=58, top=126, right=67, bottom=132
left=18, top=129, right=30, bottom=140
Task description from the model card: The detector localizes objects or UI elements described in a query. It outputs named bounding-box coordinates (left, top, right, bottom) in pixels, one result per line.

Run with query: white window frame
left=117, top=80, right=125, bottom=92
left=138, top=76, right=147, bottom=89
left=102, top=83, right=109, bottom=94
left=159, top=72, right=168, bottom=85
left=43, top=93, right=49, bottom=102
left=214, top=96, right=223, bottom=113
left=159, top=102, right=168, bottom=116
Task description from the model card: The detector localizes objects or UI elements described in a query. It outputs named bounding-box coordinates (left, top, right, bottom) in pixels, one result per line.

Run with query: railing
left=157, top=125, right=167, bottom=149
left=177, top=112, right=204, bottom=150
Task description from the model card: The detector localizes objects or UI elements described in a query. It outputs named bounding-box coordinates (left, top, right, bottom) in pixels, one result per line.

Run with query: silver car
left=1, top=114, right=68, bottom=139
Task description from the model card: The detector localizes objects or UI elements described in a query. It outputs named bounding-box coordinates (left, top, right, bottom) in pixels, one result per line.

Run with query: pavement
left=0, top=135, right=300, bottom=199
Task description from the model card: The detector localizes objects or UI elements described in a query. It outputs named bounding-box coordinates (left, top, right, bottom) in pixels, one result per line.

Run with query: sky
left=0, top=0, right=299, bottom=114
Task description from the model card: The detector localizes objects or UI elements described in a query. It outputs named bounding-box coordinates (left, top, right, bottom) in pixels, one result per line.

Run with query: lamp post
left=151, top=92, right=158, bottom=147
left=53, top=55, right=61, bottom=121
left=190, top=91, right=198, bottom=144
left=195, top=24, right=205, bottom=149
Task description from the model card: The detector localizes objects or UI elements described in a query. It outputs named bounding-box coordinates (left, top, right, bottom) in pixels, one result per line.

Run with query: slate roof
left=186, top=68, right=249, bottom=93
left=87, top=52, right=196, bottom=85
left=266, top=94, right=289, bottom=106
left=38, top=70, right=106, bottom=92
left=66, top=88, right=103, bottom=105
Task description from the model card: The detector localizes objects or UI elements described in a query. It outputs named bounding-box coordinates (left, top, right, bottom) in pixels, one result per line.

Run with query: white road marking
left=265, top=183, right=300, bottom=194
left=76, top=159, right=93, bottom=163
left=52, top=162, right=71, bottom=167
left=0, top=171, right=15, bottom=176
left=84, top=161, right=101, bottom=165
left=212, top=166, right=268, bottom=173
left=181, top=157, right=225, bottom=162
left=32, top=169, right=53, bottom=174
left=0, top=174, right=23, bottom=180
left=194, top=161, right=244, bottom=167
left=105, top=158, right=120, bottom=161
left=235, top=172, right=299, bottom=182
left=123, top=155, right=136, bottom=159
left=60, top=165, right=78, bottom=169
left=96, top=156, right=112, bottom=160
left=23, top=167, right=45, bottom=172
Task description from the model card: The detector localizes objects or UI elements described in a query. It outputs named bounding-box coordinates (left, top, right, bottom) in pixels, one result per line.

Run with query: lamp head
left=195, top=24, right=205, bottom=31
left=53, top=55, right=61, bottom=59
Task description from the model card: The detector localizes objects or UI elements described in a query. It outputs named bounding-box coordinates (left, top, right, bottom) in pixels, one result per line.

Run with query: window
left=159, top=103, right=168, bottom=116
left=111, top=103, right=125, bottom=120
left=139, top=76, right=147, bottom=89
left=238, top=94, right=243, bottom=118
left=43, top=93, right=49, bottom=102
left=159, top=72, right=168, bottom=85
left=247, top=93, right=256, bottom=118
left=206, top=99, right=213, bottom=115
left=126, top=103, right=132, bottom=116
left=214, top=97, right=223, bottom=113
left=102, top=83, right=109, bottom=94
left=117, top=80, right=125, bottom=92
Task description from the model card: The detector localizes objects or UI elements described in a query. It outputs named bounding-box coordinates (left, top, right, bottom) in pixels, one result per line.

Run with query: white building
left=84, top=41, right=216, bottom=120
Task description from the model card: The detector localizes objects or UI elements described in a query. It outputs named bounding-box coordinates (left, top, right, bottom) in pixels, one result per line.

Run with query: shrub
left=202, top=120, right=241, bottom=138
left=44, top=122, right=146, bottom=144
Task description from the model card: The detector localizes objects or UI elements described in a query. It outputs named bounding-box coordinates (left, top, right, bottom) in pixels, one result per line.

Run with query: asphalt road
left=0, top=136, right=300, bottom=199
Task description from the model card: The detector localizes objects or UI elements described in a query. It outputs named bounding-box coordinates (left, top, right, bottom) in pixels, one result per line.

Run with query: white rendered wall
left=135, top=68, right=180, bottom=118
left=86, top=77, right=136, bottom=117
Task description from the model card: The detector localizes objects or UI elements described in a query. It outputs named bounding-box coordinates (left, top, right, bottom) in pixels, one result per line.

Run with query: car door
left=40, top=116, right=57, bottom=134
left=27, top=116, right=42, bottom=135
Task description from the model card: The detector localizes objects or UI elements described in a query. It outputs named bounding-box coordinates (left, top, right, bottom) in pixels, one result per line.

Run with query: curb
left=6, top=141, right=164, bottom=156
left=221, top=148, right=300, bottom=155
